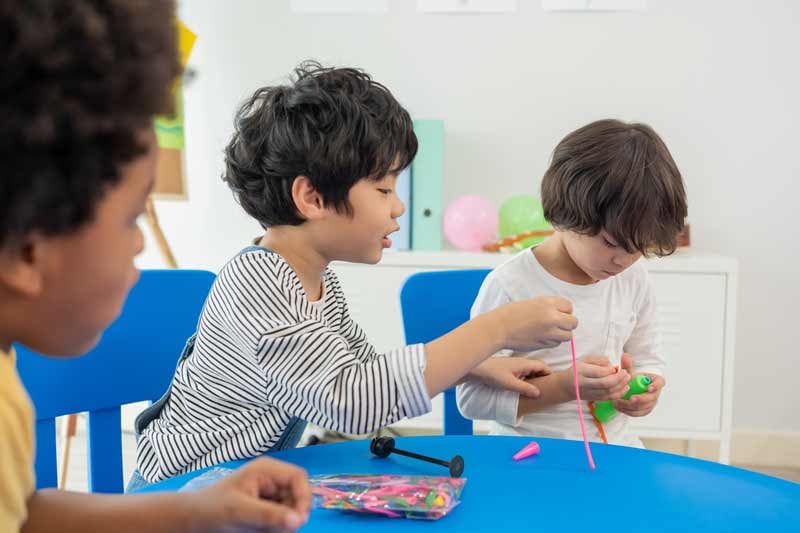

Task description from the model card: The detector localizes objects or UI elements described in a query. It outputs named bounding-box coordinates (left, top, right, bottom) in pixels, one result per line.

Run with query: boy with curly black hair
left=0, top=1, right=310, bottom=531
left=134, top=62, right=578, bottom=484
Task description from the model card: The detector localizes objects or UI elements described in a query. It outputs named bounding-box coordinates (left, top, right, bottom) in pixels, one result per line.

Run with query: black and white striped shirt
left=136, top=247, right=430, bottom=482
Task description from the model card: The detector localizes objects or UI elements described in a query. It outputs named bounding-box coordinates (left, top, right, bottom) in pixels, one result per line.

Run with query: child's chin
left=365, top=251, right=384, bottom=264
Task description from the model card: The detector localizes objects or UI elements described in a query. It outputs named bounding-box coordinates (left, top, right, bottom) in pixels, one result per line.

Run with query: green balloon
left=498, top=195, right=551, bottom=249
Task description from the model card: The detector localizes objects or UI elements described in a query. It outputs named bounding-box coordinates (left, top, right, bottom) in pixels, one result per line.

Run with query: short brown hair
left=541, top=119, right=687, bottom=257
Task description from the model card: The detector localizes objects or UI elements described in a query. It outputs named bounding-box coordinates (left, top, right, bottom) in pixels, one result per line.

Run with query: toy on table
left=311, top=473, right=466, bottom=520
left=512, top=441, right=540, bottom=461
left=591, top=374, right=652, bottom=424
left=370, top=437, right=465, bottom=478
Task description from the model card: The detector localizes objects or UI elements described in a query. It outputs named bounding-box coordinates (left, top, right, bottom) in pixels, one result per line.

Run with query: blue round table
left=137, top=436, right=800, bottom=531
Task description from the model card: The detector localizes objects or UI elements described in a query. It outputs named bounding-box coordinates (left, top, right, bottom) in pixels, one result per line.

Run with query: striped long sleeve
left=136, top=248, right=430, bottom=482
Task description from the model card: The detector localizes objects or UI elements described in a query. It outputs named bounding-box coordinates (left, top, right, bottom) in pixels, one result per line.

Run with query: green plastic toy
left=592, top=374, right=652, bottom=424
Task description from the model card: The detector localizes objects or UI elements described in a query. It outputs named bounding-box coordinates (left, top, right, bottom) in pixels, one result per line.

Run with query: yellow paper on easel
left=178, top=20, right=196, bottom=67
left=155, top=20, right=195, bottom=151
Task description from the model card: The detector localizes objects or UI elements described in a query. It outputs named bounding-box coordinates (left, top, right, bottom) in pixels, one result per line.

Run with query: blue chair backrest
left=16, top=269, right=216, bottom=493
left=399, top=269, right=491, bottom=435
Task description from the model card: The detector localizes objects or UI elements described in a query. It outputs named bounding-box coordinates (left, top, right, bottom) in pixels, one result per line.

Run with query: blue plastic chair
left=399, top=269, right=491, bottom=435
left=16, top=269, right=216, bottom=493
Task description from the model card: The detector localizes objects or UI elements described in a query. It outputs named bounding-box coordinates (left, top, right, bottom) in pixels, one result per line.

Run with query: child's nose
left=393, top=197, right=406, bottom=219
left=614, top=251, right=640, bottom=268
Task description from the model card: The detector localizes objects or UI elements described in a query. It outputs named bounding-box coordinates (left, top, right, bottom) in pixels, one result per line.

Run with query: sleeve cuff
left=495, top=389, right=522, bottom=427
left=388, top=343, right=432, bottom=419
left=635, top=365, right=665, bottom=377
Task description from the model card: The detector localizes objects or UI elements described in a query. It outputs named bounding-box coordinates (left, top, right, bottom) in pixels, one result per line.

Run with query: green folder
left=411, top=120, right=444, bottom=250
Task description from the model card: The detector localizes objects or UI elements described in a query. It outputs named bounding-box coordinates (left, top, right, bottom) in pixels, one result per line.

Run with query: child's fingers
left=585, top=370, right=629, bottom=390
left=240, top=458, right=312, bottom=514
left=645, top=374, right=666, bottom=393
left=615, top=393, right=657, bottom=415
left=506, top=378, right=542, bottom=398
left=234, top=497, right=307, bottom=531
left=581, top=355, right=611, bottom=367
left=579, top=363, right=617, bottom=379
left=549, top=295, right=574, bottom=314
left=620, top=352, right=633, bottom=372
left=547, top=326, right=574, bottom=343
left=606, top=382, right=631, bottom=400
left=515, top=358, right=551, bottom=377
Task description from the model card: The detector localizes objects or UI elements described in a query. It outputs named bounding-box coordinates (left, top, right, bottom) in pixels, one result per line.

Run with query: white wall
left=138, top=0, right=800, bottom=432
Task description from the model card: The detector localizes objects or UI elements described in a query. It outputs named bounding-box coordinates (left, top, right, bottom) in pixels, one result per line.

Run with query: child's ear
left=0, top=236, right=45, bottom=297
left=291, top=175, right=326, bottom=220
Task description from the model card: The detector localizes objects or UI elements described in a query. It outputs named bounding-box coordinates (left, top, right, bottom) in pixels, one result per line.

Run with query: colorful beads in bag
left=311, top=474, right=466, bottom=520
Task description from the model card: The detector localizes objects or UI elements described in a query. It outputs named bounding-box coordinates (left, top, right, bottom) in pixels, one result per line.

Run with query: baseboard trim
left=644, top=430, right=800, bottom=467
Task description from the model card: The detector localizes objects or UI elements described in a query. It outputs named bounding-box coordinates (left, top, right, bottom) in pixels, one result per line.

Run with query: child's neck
left=258, top=229, right=326, bottom=301
left=533, top=232, right=597, bottom=286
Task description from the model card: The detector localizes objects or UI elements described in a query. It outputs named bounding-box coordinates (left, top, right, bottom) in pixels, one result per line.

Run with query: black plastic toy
left=370, top=437, right=465, bottom=478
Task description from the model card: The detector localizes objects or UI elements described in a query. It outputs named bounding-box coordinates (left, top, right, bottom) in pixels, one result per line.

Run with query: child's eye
left=378, top=188, right=392, bottom=195
left=603, top=238, right=617, bottom=248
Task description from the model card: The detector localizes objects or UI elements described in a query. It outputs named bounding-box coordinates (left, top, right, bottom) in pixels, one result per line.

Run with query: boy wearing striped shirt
left=133, top=62, right=578, bottom=485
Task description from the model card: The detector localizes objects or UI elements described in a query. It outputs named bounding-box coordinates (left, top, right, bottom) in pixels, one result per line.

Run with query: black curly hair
left=541, top=119, right=687, bottom=257
left=224, top=61, right=417, bottom=228
left=0, top=0, right=180, bottom=248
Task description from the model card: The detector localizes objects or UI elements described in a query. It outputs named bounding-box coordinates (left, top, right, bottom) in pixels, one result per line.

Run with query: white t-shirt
left=456, top=247, right=664, bottom=447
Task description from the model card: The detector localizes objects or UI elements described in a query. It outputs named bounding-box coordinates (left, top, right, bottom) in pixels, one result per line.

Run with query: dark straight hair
left=541, top=119, right=688, bottom=256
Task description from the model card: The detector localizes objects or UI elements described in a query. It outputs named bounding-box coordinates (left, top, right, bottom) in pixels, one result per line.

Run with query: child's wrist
left=556, top=370, right=575, bottom=401
left=481, top=310, right=507, bottom=354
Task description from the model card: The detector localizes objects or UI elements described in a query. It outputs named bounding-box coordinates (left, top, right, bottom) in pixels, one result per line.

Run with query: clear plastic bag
left=178, top=466, right=235, bottom=492
left=311, top=474, right=466, bottom=520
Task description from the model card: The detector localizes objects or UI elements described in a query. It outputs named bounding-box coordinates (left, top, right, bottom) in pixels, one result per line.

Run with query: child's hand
left=469, top=357, right=551, bottom=398
left=494, top=296, right=578, bottom=351
left=187, top=457, right=311, bottom=532
left=614, top=374, right=665, bottom=417
left=558, top=355, right=631, bottom=401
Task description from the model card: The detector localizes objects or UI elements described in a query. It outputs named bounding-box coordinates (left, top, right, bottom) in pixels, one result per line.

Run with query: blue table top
left=137, top=435, right=800, bottom=532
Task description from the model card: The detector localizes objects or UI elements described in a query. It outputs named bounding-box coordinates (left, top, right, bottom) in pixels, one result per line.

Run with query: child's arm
left=335, top=278, right=551, bottom=397
left=613, top=276, right=666, bottom=417
left=456, top=273, right=576, bottom=424
left=253, top=297, right=574, bottom=436
left=22, top=457, right=310, bottom=533
left=463, top=356, right=551, bottom=398
left=516, top=355, right=631, bottom=416
left=456, top=354, right=550, bottom=424
left=422, top=294, right=575, bottom=398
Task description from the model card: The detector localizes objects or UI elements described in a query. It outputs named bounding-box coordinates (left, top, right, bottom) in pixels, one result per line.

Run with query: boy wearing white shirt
left=457, top=119, right=688, bottom=446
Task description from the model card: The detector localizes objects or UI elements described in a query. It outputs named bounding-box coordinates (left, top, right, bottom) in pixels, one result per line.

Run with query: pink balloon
left=443, top=195, right=498, bottom=251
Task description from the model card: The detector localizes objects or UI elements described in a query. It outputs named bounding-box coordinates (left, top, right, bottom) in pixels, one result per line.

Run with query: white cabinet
left=332, top=248, right=738, bottom=463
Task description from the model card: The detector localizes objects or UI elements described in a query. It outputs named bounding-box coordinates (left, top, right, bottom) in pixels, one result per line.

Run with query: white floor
left=56, top=425, right=138, bottom=493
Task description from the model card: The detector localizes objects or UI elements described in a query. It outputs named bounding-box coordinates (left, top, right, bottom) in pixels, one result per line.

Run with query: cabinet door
left=630, top=272, right=727, bottom=434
